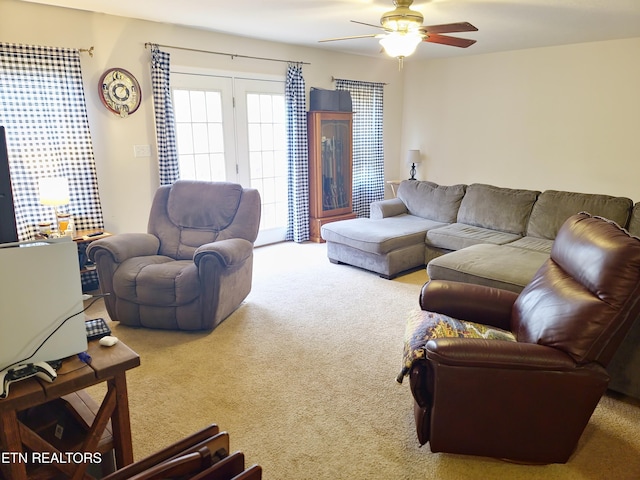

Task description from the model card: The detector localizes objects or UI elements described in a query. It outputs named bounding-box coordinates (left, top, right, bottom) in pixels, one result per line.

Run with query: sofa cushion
left=457, top=184, right=540, bottom=235
left=427, top=244, right=550, bottom=293
left=397, top=180, right=467, bottom=223
left=506, top=236, right=554, bottom=253
left=426, top=223, right=522, bottom=251
left=627, top=203, right=640, bottom=237
left=369, top=198, right=407, bottom=219
left=526, top=190, right=633, bottom=239
left=321, top=215, right=446, bottom=255
left=113, top=257, right=199, bottom=306
left=168, top=180, right=243, bottom=230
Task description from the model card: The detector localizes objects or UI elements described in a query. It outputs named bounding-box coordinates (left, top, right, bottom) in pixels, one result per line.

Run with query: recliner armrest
left=87, top=233, right=160, bottom=264
left=194, top=238, right=253, bottom=268
left=369, top=198, right=407, bottom=219
left=420, top=280, right=517, bottom=331
left=425, top=337, right=577, bottom=370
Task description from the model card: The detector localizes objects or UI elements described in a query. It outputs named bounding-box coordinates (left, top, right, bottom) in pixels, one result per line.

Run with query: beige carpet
left=85, top=241, right=640, bottom=480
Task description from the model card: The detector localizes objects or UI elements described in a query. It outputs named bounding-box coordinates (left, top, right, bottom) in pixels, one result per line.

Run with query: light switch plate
left=133, top=144, right=151, bottom=157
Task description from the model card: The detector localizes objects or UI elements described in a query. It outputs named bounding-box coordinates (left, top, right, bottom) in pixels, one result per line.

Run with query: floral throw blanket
left=396, top=309, right=516, bottom=383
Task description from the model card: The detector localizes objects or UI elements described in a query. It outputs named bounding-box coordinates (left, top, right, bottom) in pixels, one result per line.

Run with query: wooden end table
left=73, top=230, right=111, bottom=292
left=0, top=339, right=140, bottom=480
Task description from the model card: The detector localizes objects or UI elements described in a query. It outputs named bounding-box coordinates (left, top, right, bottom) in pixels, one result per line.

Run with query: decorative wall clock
left=99, top=68, right=141, bottom=117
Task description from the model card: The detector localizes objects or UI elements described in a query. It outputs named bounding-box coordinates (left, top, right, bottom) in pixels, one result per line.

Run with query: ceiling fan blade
left=420, top=22, right=478, bottom=34
left=319, top=34, right=379, bottom=43
left=424, top=33, right=477, bottom=48
left=350, top=20, right=387, bottom=31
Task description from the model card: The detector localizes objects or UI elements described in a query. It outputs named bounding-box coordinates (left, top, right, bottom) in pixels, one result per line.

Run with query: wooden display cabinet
left=307, top=111, right=356, bottom=242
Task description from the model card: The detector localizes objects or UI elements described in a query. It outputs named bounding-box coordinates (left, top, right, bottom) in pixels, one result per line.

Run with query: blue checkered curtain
left=150, top=45, right=179, bottom=185
left=285, top=63, right=309, bottom=242
left=0, top=42, right=104, bottom=241
left=335, top=79, right=385, bottom=218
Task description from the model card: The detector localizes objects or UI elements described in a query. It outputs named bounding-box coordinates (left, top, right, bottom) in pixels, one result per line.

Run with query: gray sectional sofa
left=321, top=180, right=640, bottom=398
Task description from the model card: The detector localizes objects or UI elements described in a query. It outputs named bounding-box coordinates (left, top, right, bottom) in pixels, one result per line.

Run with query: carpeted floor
left=85, top=241, right=640, bottom=479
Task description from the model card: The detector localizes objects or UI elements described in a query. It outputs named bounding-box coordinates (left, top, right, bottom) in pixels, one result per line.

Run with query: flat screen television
left=0, top=126, right=19, bottom=244
left=0, top=238, right=88, bottom=387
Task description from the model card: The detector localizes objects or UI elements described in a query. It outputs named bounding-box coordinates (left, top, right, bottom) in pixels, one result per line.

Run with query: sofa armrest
left=194, top=238, right=253, bottom=268
left=369, top=198, right=407, bottom=219
left=87, top=233, right=160, bottom=264
left=419, top=280, right=517, bottom=331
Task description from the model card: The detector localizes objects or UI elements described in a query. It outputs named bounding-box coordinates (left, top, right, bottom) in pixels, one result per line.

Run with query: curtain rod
left=145, top=43, right=310, bottom=65
left=331, top=76, right=388, bottom=85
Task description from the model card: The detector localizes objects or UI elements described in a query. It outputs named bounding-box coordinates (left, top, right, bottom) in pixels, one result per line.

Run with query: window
left=0, top=43, right=103, bottom=241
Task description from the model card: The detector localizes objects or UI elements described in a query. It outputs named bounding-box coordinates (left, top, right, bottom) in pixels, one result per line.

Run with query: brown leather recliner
left=88, top=180, right=261, bottom=331
left=404, top=212, right=640, bottom=463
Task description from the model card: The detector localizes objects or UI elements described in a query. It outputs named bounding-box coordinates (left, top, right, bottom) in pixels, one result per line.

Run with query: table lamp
left=407, top=150, right=421, bottom=180
left=38, top=176, right=69, bottom=234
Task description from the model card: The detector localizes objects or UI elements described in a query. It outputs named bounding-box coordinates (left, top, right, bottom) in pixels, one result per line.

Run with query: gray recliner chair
left=88, top=180, right=261, bottom=331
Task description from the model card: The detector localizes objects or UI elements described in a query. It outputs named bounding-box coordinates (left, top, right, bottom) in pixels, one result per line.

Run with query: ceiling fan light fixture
left=380, top=0, right=424, bottom=33
left=382, top=18, right=422, bottom=33
left=379, top=31, right=422, bottom=58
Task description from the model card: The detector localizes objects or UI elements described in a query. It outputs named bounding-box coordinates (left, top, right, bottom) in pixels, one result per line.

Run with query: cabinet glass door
left=320, top=119, right=350, bottom=212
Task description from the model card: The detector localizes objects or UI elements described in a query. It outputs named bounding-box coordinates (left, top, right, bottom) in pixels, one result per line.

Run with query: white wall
left=4, top=0, right=639, bottom=235
left=401, top=37, right=640, bottom=200
left=1, top=0, right=404, bottom=233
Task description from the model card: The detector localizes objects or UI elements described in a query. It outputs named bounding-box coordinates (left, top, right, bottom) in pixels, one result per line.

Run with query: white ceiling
left=21, top=0, right=640, bottom=60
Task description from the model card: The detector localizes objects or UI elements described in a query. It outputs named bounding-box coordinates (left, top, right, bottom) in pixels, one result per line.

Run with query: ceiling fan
left=319, top=0, right=478, bottom=66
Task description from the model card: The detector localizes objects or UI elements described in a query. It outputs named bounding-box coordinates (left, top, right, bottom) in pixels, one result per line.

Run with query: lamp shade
left=379, top=32, right=422, bottom=58
left=38, top=177, right=69, bottom=206
left=406, top=150, right=421, bottom=165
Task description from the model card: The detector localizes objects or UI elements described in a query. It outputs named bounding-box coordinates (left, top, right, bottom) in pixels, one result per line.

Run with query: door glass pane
left=205, top=92, right=222, bottom=122
left=210, top=153, right=226, bottom=180
left=194, top=154, right=212, bottom=180
left=173, top=90, right=191, bottom=122
left=249, top=151, right=263, bottom=179
left=246, top=92, right=286, bottom=233
left=260, top=124, right=273, bottom=150
left=208, top=124, right=224, bottom=153
left=189, top=91, right=207, bottom=122
left=179, top=154, right=196, bottom=179
left=176, top=123, right=194, bottom=154
left=247, top=124, right=261, bottom=151
left=259, top=95, right=273, bottom=122
left=247, top=95, right=260, bottom=123
left=192, top=123, right=209, bottom=154
left=173, top=88, right=226, bottom=180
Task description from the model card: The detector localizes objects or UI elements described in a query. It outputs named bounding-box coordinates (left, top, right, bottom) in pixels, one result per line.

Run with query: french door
left=171, top=72, right=287, bottom=246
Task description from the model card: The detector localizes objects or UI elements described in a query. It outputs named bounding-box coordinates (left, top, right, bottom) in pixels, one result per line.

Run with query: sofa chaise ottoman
left=322, top=180, right=467, bottom=279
